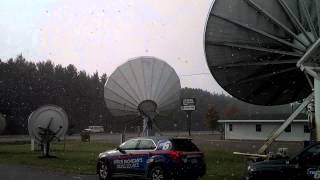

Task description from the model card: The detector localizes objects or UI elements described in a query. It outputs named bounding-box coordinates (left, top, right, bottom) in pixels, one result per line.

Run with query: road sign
left=181, top=98, right=196, bottom=136
left=182, top=98, right=196, bottom=106
left=181, top=105, right=196, bottom=111
left=181, top=98, right=196, bottom=111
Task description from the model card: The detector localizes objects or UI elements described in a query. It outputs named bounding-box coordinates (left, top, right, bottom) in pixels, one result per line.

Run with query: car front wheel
left=98, top=161, right=111, bottom=180
left=150, top=166, right=166, bottom=180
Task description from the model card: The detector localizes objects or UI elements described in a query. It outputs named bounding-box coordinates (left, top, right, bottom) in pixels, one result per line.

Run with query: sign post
left=181, top=98, right=196, bottom=136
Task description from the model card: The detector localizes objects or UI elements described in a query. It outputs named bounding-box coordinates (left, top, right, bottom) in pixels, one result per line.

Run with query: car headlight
left=98, top=153, right=106, bottom=159
left=248, top=165, right=256, bottom=172
left=249, top=166, right=257, bottom=173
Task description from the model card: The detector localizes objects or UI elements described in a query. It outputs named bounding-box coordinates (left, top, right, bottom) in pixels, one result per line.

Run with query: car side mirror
left=285, top=160, right=289, bottom=165
left=117, top=146, right=126, bottom=154
left=285, top=160, right=299, bottom=168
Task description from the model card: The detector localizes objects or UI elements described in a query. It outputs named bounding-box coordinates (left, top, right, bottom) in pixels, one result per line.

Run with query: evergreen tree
left=206, top=105, right=220, bottom=133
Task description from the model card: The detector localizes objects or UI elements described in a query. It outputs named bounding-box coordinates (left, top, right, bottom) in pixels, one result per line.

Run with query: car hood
left=98, top=149, right=121, bottom=158
left=249, top=159, right=289, bottom=171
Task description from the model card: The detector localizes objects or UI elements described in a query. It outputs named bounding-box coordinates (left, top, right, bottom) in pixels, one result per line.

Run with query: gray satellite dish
left=104, top=56, right=181, bottom=136
left=0, top=113, right=6, bottom=134
left=205, top=0, right=320, bottom=153
left=205, top=0, right=320, bottom=106
left=28, top=105, right=68, bottom=157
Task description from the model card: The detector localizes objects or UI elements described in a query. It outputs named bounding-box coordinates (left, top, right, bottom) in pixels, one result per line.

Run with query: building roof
left=218, top=119, right=308, bottom=123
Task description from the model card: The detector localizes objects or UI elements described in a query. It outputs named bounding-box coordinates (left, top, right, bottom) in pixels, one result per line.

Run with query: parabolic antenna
left=204, top=0, right=320, bottom=105
left=28, top=105, right=68, bottom=157
left=104, top=56, right=181, bottom=136
left=0, top=113, right=6, bottom=134
left=205, top=0, right=320, bottom=153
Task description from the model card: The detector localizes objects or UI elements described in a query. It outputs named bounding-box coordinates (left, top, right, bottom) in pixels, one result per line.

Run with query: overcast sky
left=0, top=0, right=226, bottom=94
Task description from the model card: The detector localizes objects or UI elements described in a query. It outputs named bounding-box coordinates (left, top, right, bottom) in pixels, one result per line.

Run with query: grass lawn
left=204, top=150, right=247, bottom=180
left=0, top=141, right=247, bottom=179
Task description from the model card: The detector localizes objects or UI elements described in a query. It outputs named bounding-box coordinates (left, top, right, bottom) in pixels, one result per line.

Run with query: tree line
left=0, top=56, right=296, bottom=134
left=0, top=55, right=109, bottom=134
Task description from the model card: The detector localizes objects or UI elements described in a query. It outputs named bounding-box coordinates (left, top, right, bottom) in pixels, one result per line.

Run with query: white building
left=218, top=120, right=310, bottom=141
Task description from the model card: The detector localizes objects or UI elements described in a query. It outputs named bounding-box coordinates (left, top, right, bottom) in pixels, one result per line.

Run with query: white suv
left=83, top=126, right=104, bottom=133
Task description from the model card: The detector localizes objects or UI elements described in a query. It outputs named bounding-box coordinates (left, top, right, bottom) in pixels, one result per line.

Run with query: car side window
left=119, top=139, right=139, bottom=150
left=157, top=140, right=173, bottom=150
left=171, top=139, right=199, bottom=152
left=137, top=139, right=156, bottom=150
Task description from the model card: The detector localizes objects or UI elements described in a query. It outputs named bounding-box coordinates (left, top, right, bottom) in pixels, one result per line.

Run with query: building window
left=229, top=124, right=233, bottom=132
left=304, top=125, right=310, bottom=133
left=256, top=124, right=262, bottom=132
left=285, top=125, right=291, bottom=133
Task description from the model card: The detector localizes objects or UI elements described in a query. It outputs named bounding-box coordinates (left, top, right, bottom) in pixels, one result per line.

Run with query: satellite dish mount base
left=142, top=117, right=154, bottom=136
left=37, top=120, right=63, bottom=158
left=138, top=100, right=158, bottom=136
left=39, top=142, right=56, bottom=159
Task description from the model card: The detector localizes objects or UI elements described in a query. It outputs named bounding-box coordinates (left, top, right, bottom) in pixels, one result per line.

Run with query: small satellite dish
left=28, top=105, right=68, bottom=157
left=204, top=0, right=319, bottom=105
left=104, top=56, right=181, bottom=136
left=0, top=113, right=6, bottom=134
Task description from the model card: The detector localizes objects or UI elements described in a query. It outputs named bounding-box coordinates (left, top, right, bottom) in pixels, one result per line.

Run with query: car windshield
left=119, top=139, right=139, bottom=150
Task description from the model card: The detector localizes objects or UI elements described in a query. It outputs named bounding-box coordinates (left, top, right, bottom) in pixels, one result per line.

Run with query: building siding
left=224, top=122, right=310, bottom=141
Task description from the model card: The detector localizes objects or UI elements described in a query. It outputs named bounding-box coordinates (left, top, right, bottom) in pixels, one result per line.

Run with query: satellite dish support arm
left=257, top=93, right=314, bottom=154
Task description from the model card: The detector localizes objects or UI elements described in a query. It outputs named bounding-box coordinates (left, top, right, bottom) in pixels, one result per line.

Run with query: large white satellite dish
left=104, top=56, right=181, bottom=136
left=28, top=105, right=68, bottom=157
